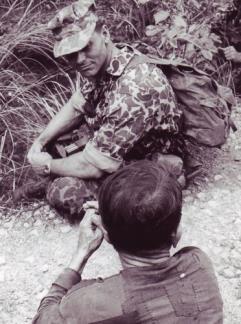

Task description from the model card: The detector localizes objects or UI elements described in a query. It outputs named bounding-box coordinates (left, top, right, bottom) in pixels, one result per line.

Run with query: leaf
left=190, top=0, right=201, bottom=8
left=154, top=10, right=170, bottom=24
left=145, top=25, right=162, bottom=37
left=168, top=27, right=178, bottom=39
left=201, top=49, right=213, bottom=61
left=189, top=24, right=197, bottom=33
left=137, top=0, right=151, bottom=4
left=173, top=16, right=187, bottom=30
left=168, top=38, right=178, bottom=48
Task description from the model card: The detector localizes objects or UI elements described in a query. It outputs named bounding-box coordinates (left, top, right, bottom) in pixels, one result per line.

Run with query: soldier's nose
left=76, top=51, right=86, bottom=64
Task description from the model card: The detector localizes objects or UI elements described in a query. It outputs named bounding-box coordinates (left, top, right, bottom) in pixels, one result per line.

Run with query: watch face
left=44, top=163, right=50, bottom=174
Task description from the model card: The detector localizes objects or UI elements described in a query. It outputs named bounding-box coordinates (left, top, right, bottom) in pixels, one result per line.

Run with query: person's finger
left=80, top=209, right=99, bottom=229
left=83, top=200, right=99, bottom=210
left=83, top=209, right=102, bottom=228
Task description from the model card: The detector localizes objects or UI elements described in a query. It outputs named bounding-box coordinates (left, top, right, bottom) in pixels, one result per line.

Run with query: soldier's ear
left=101, top=25, right=110, bottom=44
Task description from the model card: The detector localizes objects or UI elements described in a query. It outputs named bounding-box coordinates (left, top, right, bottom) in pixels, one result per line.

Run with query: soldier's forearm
left=49, top=152, right=103, bottom=179
left=36, top=100, right=82, bottom=146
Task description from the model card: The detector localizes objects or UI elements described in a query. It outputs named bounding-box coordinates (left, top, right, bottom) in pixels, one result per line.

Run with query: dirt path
left=1, top=108, right=241, bottom=324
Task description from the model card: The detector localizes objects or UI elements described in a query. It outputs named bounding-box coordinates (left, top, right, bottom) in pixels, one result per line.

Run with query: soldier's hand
left=223, top=46, right=241, bottom=63
left=77, top=208, right=103, bottom=256
left=83, top=200, right=99, bottom=212
left=29, top=152, right=53, bottom=175
left=27, top=141, right=44, bottom=164
left=69, top=208, right=104, bottom=273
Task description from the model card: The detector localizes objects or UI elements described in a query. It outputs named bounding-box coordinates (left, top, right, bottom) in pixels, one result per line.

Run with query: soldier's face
left=67, top=31, right=108, bottom=77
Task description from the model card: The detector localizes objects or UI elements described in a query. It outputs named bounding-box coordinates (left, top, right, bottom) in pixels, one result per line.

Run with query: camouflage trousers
left=45, top=125, right=186, bottom=222
left=45, top=153, right=184, bottom=223
left=46, top=176, right=103, bottom=223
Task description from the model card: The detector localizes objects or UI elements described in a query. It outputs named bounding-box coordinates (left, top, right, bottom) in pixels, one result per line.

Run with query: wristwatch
left=43, top=160, right=52, bottom=175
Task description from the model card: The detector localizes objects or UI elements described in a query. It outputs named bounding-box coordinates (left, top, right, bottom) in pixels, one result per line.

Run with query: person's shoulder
left=174, top=246, right=214, bottom=270
left=59, top=274, right=125, bottom=322
left=118, top=56, right=165, bottom=94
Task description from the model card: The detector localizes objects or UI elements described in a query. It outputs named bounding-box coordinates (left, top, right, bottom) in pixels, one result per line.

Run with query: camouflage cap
left=48, top=0, right=97, bottom=58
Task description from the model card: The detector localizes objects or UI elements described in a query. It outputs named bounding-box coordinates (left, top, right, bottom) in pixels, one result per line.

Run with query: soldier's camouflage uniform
left=47, top=44, right=185, bottom=221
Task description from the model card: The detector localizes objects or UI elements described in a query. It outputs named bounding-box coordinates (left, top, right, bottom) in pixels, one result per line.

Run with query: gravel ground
left=1, top=108, right=241, bottom=324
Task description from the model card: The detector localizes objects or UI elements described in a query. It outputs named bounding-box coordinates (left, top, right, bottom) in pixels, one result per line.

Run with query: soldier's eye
left=64, top=52, right=78, bottom=62
left=83, top=42, right=92, bottom=52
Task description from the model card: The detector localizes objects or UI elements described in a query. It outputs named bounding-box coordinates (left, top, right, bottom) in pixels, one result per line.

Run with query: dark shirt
left=32, top=247, right=223, bottom=324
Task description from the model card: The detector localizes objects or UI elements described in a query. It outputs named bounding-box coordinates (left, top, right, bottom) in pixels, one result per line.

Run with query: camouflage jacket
left=72, top=44, right=183, bottom=173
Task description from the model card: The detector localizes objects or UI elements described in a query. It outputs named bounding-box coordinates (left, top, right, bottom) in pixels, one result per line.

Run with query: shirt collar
left=105, top=44, right=136, bottom=77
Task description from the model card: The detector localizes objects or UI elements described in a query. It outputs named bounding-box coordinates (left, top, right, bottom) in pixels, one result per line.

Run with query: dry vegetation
left=0, top=0, right=238, bottom=206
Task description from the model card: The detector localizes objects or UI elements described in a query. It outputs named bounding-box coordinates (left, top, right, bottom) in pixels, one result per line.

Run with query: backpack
left=128, top=54, right=236, bottom=147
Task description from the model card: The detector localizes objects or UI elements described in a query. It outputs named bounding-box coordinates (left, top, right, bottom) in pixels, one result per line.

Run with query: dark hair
left=98, top=160, right=182, bottom=253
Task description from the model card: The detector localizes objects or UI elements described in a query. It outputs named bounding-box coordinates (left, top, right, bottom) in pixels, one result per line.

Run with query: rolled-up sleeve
left=82, top=141, right=122, bottom=173
left=32, top=268, right=81, bottom=324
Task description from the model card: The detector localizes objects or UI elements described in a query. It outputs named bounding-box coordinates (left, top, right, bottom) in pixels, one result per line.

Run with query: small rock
left=33, top=210, right=42, bottom=217
left=0, top=270, right=5, bottom=282
left=48, top=212, right=56, bottom=220
left=184, top=196, right=194, bottom=203
left=30, top=229, right=39, bottom=236
left=0, top=229, right=7, bottom=237
left=58, top=261, right=64, bottom=267
left=60, top=225, right=72, bottom=234
left=3, top=220, right=14, bottom=229
left=207, top=200, right=218, bottom=208
left=233, top=151, right=241, bottom=161
left=23, top=222, right=30, bottom=228
left=182, top=189, right=192, bottom=198
left=41, top=264, right=49, bottom=273
left=53, top=218, right=62, bottom=225
left=236, top=283, right=241, bottom=299
left=214, top=174, right=223, bottom=181
left=196, top=192, right=206, bottom=201
left=25, top=256, right=35, bottom=264
left=34, top=219, right=42, bottom=227
left=219, top=267, right=236, bottom=279
left=0, top=255, right=6, bottom=266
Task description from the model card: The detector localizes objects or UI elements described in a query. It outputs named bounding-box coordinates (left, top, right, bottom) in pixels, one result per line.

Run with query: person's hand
left=27, top=141, right=44, bottom=164
left=83, top=200, right=99, bottom=212
left=223, top=46, right=241, bottom=63
left=29, top=152, right=53, bottom=175
left=77, top=207, right=103, bottom=256
left=69, top=206, right=104, bottom=273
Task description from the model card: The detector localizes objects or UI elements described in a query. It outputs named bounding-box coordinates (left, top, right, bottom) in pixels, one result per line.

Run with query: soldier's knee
left=46, top=177, right=96, bottom=222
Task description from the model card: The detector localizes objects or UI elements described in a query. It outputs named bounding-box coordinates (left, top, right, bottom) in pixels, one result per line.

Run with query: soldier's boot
left=12, top=177, right=50, bottom=203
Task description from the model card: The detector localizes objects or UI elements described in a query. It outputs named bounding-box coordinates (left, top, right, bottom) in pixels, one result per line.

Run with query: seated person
left=13, top=1, right=185, bottom=221
left=32, top=160, right=223, bottom=323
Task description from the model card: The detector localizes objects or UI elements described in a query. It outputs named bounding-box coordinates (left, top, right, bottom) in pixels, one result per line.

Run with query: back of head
left=98, top=161, right=182, bottom=253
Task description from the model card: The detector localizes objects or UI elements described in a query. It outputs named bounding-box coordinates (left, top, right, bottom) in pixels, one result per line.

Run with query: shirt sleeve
left=32, top=268, right=81, bottom=324
left=83, top=64, right=180, bottom=165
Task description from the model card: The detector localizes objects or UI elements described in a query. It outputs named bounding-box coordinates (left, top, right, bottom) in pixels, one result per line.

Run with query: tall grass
left=0, top=0, right=74, bottom=204
left=0, top=0, right=236, bottom=206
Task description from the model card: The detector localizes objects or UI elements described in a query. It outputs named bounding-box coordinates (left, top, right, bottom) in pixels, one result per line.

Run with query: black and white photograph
left=0, top=0, right=241, bottom=323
